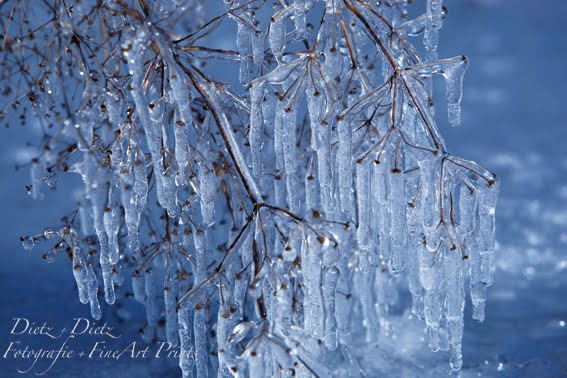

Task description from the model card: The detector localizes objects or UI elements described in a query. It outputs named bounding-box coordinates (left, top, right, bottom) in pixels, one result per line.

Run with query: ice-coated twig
left=11, top=1, right=501, bottom=375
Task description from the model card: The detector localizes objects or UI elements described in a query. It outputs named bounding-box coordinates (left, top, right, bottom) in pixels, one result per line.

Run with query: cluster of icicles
left=22, top=0, right=499, bottom=376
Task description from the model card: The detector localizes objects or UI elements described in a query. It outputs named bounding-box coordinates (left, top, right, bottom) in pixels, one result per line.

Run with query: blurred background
left=1, top=0, right=566, bottom=376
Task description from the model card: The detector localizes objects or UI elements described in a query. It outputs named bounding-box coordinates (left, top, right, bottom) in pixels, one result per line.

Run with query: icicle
left=467, top=235, right=486, bottom=322
left=270, top=12, right=286, bottom=63
left=418, top=246, right=438, bottom=291
left=274, top=98, right=286, bottom=172
left=294, top=0, right=306, bottom=39
left=193, top=228, right=207, bottom=281
left=149, top=101, right=178, bottom=218
left=165, top=265, right=179, bottom=347
left=407, top=178, right=425, bottom=316
left=132, top=270, right=146, bottom=302
left=113, top=263, right=124, bottom=286
left=419, top=158, right=442, bottom=252
left=444, top=248, right=465, bottom=370
left=261, top=89, right=277, bottom=150
left=406, top=241, right=424, bottom=317
left=424, top=0, right=444, bottom=57
left=130, top=152, right=148, bottom=253
left=91, top=177, right=115, bottom=305
left=323, top=267, right=340, bottom=350
left=72, top=247, right=89, bottom=304
left=194, top=305, right=208, bottom=378
left=335, top=264, right=352, bottom=335
left=262, top=282, right=274, bottom=323
left=145, top=267, right=159, bottom=328
left=170, top=74, right=194, bottom=186
left=307, top=82, right=323, bottom=151
left=421, top=246, right=442, bottom=351
left=321, top=25, right=341, bottom=79
left=199, top=156, right=216, bottom=229
left=303, top=235, right=324, bottom=339
left=428, top=0, right=444, bottom=30
left=236, top=21, right=253, bottom=86
left=374, top=157, right=392, bottom=263
left=118, top=138, right=138, bottom=258
left=305, top=157, right=320, bottom=215
left=104, top=182, right=121, bottom=264
left=30, top=157, right=44, bottom=200
left=424, top=292, right=441, bottom=352
left=282, top=107, right=300, bottom=213
left=251, top=25, right=264, bottom=64
left=276, top=276, right=293, bottom=327
left=458, top=179, right=478, bottom=235
left=388, top=146, right=406, bottom=272
left=86, top=264, right=101, bottom=320
left=355, top=158, right=371, bottom=271
left=79, top=197, right=94, bottom=236
left=218, top=246, right=238, bottom=377
left=313, top=116, right=333, bottom=217
left=234, top=266, right=250, bottom=321
left=478, top=178, right=500, bottom=286
left=250, top=81, right=264, bottom=177
left=356, top=159, right=371, bottom=248
left=274, top=173, right=287, bottom=211
left=217, top=304, right=233, bottom=378
left=337, top=116, right=353, bottom=218
left=76, top=102, right=94, bottom=152
left=100, top=240, right=115, bottom=305
left=178, top=301, right=194, bottom=377
left=443, top=56, right=468, bottom=127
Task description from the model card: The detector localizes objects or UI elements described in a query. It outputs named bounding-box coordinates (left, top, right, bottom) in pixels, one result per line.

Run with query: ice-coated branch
left=8, top=0, right=500, bottom=376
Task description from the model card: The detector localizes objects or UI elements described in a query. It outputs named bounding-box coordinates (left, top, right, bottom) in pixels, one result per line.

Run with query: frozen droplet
left=43, top=229, right=58, bottom=239
left=21, top=236, right=35, bottom=250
